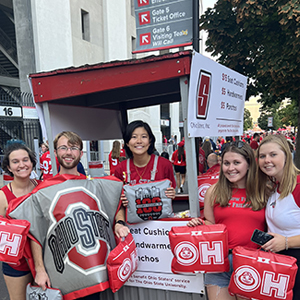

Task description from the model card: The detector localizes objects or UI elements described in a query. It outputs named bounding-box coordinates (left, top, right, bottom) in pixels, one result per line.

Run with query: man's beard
left=57, top=154, right=81, bottom=170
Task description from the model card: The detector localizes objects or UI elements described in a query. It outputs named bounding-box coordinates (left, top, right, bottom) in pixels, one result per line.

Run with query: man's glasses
left=57, top=146, right=81, bottom=152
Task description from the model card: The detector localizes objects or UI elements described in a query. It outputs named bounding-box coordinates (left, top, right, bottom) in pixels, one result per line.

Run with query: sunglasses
left=229, top=141, right=245, bottom=149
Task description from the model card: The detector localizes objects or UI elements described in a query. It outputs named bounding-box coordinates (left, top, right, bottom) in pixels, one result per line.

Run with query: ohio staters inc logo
left=234, top=265, right=261, bottom=292
left=198, top=183, right=211, bottom=203
left=117, top=247, right=138, bottom=282
left=196, top=70, right=211, bottom=120
left=174, top=241, right=199, bottom=266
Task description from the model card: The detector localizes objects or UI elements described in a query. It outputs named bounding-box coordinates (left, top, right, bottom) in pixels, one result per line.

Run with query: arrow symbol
left=141, top=13, right=149, bottom=23
left=142, top=35, right=149, bottom=43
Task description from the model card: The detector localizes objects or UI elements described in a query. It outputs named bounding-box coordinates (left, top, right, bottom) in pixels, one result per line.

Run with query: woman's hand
left=262, top=233, right=285, bottom=253
left=34, top=268, right=51, bottom=290
left=187, top=218, right=204, bottom=227
left=165, top=187, right=176, bottom=199
left=114, top=223, right=130, bottom=239
left=120, top=193, right=128, bottom=207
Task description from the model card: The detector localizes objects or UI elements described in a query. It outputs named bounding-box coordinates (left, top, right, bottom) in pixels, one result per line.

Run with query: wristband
left=285, top=236, right=288, bottom=250
left=116, top=220, right=126, bottom=226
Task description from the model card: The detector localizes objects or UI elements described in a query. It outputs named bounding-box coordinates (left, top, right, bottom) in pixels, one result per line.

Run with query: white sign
left=22, top=106, right=39, bottom=119
left=0, top=106, right=22, bottom=117
left=161, top=119, right=169, bottom=126
left=125, top=220, right=204, bottom=293
left=134, top=0, right=193, bottom=53
left=188, top=52, right=248, bottom=137
left=125, top=270, right=204, bottom=294
left=268, top=116, right=273, bottom=127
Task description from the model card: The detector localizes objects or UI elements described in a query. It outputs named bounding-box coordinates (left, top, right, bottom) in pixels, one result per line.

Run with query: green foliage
left=278, top=100, right=298, bottom=127
left=200, top=0, right=300, bottom=100
left=258, top=111, right=282, bottom=131
left=200, top=0, right=300, bottom=166
left=243, top=107, right=253, bottom=131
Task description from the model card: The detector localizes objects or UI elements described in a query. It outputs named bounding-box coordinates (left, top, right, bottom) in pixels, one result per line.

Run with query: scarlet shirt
left=114, top=154, right=176, bottom=188
left=206, top=164, right=220, bottom=175
left=171, top=150, right=186, bottom=166
left=109, top=150, right=126, bottom=176
left=1, top=185, right=31, bottom=271
left=250, top=140, right=259, bottom=150
left=40, top=151, right=60, bottom=180
left=214, top=188, right=266, bottom=249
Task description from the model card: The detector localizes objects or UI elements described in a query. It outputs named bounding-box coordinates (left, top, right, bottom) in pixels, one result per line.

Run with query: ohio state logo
left=234, top=266, right=261, bottom=292
left=196, top=70, right=211, bottom=119
left=48, top=187, right=111, bottom=275
left=174, top=242, right=198, bottom=266
left=134, top=186, right=162, bottom=221
left=117, top=248, right=138, bottom=282
left=198, top=183, right=211, bottom=202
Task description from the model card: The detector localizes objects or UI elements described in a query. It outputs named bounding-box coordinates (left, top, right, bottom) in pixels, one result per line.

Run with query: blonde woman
left=257, top=134, right=300, bottom=300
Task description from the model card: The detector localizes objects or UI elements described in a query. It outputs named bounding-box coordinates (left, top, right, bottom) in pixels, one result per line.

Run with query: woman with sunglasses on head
left=114, top=120, right=176, bottom=205
left=257, top=134, right=300, bottom=300
left=0, top=143, right=39, bottom=300
left=188, top=141, right=266, bottom=300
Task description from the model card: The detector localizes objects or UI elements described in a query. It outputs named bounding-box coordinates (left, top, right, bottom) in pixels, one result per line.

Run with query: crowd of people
left=0, top=123, right=299, bottom=300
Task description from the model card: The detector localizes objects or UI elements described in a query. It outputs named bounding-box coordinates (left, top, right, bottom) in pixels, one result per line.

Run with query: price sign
left=0, top=106, right=22, bottom=117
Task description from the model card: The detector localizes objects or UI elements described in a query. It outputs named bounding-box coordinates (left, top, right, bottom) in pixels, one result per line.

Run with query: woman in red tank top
left=188, top=141, right=266, bottom=300
left=0, top=142, right=39, bottom=300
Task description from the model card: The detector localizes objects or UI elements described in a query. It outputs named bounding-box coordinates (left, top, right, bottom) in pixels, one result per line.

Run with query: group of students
left=0, top=120, right=299, bottom=300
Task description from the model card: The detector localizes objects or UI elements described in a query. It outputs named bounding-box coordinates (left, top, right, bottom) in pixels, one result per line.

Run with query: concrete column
left=170, top=102, right=181, bottom=141
left=148, top=105, right=162, bottom=153
left=13, top=0, right=36, bottom=93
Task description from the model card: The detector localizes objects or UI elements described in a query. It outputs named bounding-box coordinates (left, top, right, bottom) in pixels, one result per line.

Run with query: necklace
left=134, top=164, right=148, bottom=179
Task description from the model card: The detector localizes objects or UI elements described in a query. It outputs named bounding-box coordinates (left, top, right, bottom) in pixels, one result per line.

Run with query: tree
left=278, top=100, right=298, bottom=128
left=243, top=107, right=253, bottom=131
left=258, top=111, right=282, bottom=131
left=200, top=0, right=300, bottom=166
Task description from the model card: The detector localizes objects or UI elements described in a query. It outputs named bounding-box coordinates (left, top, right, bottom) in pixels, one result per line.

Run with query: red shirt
left=40, top=151, right=60, bottom=180
left=109, top=150, right=126, bottom=175
left=114, top=154, right=176, bottom=188
left=171, top=150, right=186, bottom=166
left=206, top=164, right=220, bottom=175
left=214, top=189, right=266, bottom=249
left=250, top=140, right=259, bottom=150
left=1, top=185, right=32, bottom=271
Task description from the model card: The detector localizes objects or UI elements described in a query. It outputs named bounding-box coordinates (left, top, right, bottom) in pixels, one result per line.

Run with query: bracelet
left=285, top=236, right=288, bottom=250
left=115, top=220, right=126, bottom=226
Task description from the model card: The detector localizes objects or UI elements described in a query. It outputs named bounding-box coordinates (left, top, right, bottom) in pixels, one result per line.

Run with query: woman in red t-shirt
left=188, top=141, right=266, bottom=300
left=0, top=143, right=40, bottom=300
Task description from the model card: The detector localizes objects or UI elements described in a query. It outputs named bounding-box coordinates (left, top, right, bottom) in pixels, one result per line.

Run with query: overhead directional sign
left=134, top=0, right=193, bottom=53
